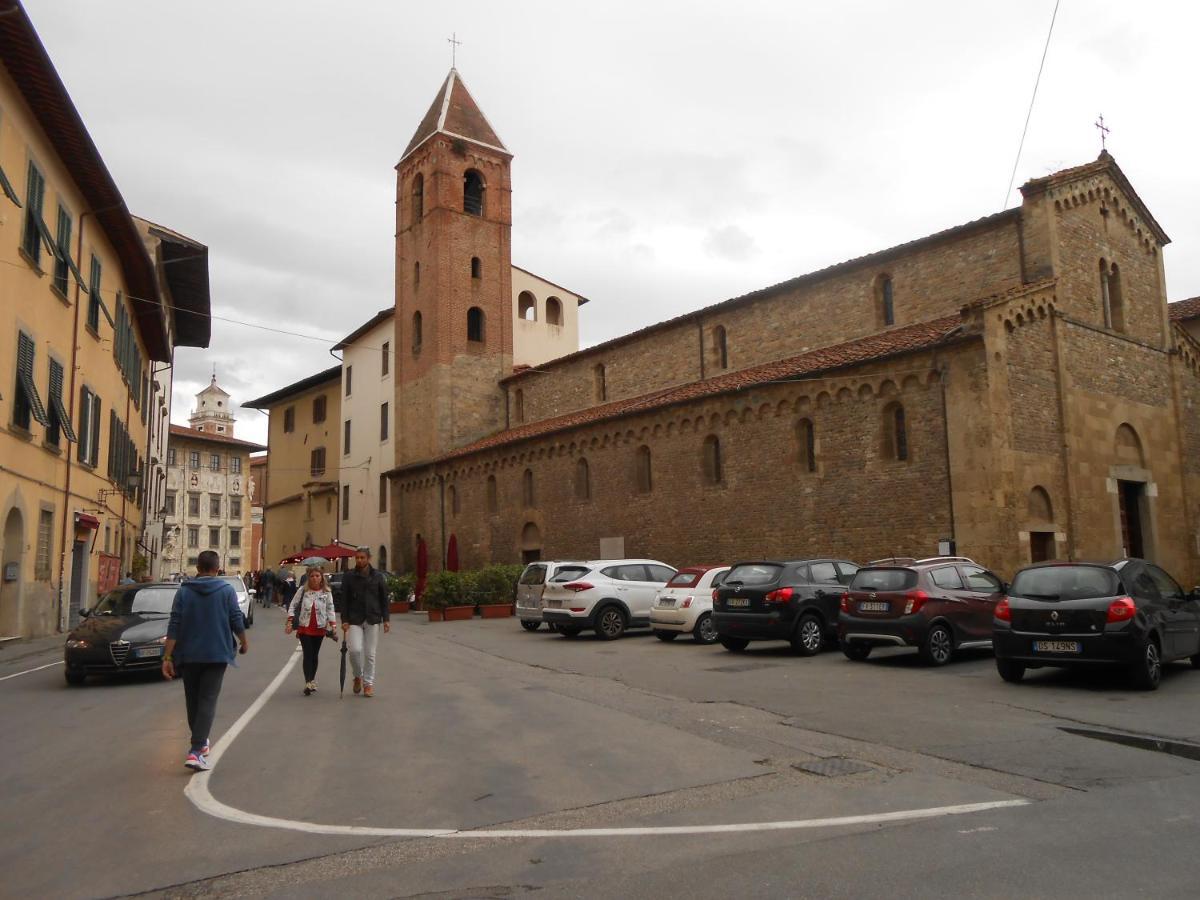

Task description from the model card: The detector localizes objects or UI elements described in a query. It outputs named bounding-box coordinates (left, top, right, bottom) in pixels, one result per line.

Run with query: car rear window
left=667, top=571, right=700, bottom=588
left=725, top=564, right=782, bottom=586
left=1010, top=566, right=1120, bottom=602
left=519, top=566, right=547, bottom=586
left=549, top=566, right=591, bottom=583
left=850, top=568, right=917, bottom=592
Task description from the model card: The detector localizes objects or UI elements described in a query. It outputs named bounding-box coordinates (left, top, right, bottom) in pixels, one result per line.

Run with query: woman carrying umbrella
left=285, top=563, right=337, bottom=695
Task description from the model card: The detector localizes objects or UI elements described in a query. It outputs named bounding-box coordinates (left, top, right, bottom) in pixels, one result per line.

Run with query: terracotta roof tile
left=400, top=69, right=507, bottom=164
left=168, top=424, right=266, bottom=451
left=1170, top=296, right=1200, bottom=322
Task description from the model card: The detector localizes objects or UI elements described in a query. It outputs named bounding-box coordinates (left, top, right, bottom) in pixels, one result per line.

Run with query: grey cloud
left=703, top=224, right=759, bottom=262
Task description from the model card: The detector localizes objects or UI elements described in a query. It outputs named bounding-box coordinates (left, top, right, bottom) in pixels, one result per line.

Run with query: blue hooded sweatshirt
left=167, top=576, right=244, bottom=664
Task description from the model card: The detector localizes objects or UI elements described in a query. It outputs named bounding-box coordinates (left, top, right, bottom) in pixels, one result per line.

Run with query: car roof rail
left=868, top=557, right=917, bottom=566
left=914, top=556, right=977, bottom=565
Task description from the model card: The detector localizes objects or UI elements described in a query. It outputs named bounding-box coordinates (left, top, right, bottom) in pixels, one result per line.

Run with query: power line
left=1002, top=0, right=1062, bottom=209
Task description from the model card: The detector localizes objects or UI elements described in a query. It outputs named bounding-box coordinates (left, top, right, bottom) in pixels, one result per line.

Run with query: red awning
left=314, top=543, right=357, bottom=560
left=74, top=513, right=100, bottom=530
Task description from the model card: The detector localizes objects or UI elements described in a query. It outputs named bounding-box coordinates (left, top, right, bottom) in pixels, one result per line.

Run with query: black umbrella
left=339, top=636, right=348, bottom=697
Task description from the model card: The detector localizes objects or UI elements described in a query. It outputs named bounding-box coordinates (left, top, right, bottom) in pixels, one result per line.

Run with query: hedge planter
left=444, top=605, right=474, bottom=621
left=390, top=600, right=411, bottom=614
left=480, top=603, right=514, bottom=619
left=426, top=609, right=445, bottom=622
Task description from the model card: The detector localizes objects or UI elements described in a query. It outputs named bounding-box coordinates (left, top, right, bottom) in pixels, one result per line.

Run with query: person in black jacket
left=340, top=547, right=390, bottom=697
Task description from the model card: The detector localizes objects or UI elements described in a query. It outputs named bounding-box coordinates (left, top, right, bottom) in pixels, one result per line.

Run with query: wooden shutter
left=49, top=359, right=77, bottom=442
left=17, top=332, right=51, bottom=426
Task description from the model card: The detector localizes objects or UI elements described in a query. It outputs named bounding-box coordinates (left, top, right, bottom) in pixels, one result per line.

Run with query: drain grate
left=793, top=758, right=874, bottom=777
left=1060, top=727, right=1200, bottom=762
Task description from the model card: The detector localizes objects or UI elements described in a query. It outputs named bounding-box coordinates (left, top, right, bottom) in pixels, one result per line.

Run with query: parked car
left=516, top=561, right=591, bottom=631
left=712, top=559, right=860, bottom=654
left=993, top=559, right=1200, bottom=690
left=328, top=572, right=346, bottom=613
left=219, top=575, right=253, bottom=627
left=541, top=560, right=677, bottom=640
left=64, top=583, right=176, bottom=685
left=649, top=566, right=731, bottom=644
left=838, top=557, right=1005, bottom=665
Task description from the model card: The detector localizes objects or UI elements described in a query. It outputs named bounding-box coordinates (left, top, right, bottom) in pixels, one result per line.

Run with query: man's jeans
left=181, top=662, right=226, bottom=752
left=347, top=624, right=380, bottom=685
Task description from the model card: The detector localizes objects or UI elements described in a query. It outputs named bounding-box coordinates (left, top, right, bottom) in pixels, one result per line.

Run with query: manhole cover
left=793, top=758, right=874, bottom=777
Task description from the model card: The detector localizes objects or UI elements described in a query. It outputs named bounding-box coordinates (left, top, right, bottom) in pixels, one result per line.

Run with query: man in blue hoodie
left=163, top=550, right=248, bottom=771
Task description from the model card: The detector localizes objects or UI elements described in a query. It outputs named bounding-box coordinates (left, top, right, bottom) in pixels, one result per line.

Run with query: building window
left=635, top=445, right=653, bottom=493
left=209, top=453, right=221, bottom=472
left=77, top=387, right=101, bottom=466
left=166, top=447, right=176, bottom=466
left=21, top=160, right=46, bottom=265
left=518, top=291, right=536, bottom=321
left=378, top=546, right=387, bottom=571
left=52, top=205, right=71, bottom=296
left=464, top=169, right=485, bottom=216
left=797, top=418, right=816, bottom=472
left=13, top=331, right=50, bottom=432
left=411, top=172, right=424, bottom=225
left=713, top=325, right=728, bottom=370
left=189, top=451, right=200, bottom=470
left=575, top=457, right=591, bottom=501
left=231, top=456, right=242, bottom=475
left=210, top=494, right=221, bottom=517
left=380, top=402, right=389, bottom=441
left=594, top=364, right=607, bottom=402
left=448, top=484, right=459, bottom=516
left=702, top=435, right=723, bottom=484
left=344, top=419, right=351, bottom=455
left=187, top=526, right=199, bottom=548
left=87, top=256, right=102, bottom=332
left=514, top=389, right=525, bottom=424
left=283, top=406, right=295, bottom=433
left=209, top=527, right=221, bottom=547
left=344, top=367, right=353, bottom=397
left=188, top=493, right=200, bottom=516
left=230, top=497, right=242, bottom=518
left=471, top=257, right=481, bottom=279
left=313, top=394, right=327, bottom=422
left=486, top=474, right=498, bottom=513
left=310, top=447, right=326, bottom=476
left=522, top=468, right=535, bottom=507
left=342, top=484, right=350, bottom=521
left=413, top=261, right=420, bottom=289
left=876, top=274, right=895, bottom=327
left=35, top=509, right=53, bottom=580
left=883, top=402, right=909, bottom=461
left=381, top=341, right=390, bottom=376
left=467, top=307, right=485, bottom=343
left=229, top=528, right=241, bottom=548
left=379, top=474, right=388, bottom=513
left=164, top=493, right=176, bottom=516
left=546, top=297, right=563, bottom=326
left=412, top=311, right=423, bottom=353
left=46, top=358, right=76, bottom=447
left=1101, top=259, right=1125, bottom=332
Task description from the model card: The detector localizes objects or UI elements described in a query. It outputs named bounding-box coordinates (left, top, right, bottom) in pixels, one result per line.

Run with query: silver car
left=219, top=575, right=254, bottom=627
left=516, top=561, right=590, bottom=631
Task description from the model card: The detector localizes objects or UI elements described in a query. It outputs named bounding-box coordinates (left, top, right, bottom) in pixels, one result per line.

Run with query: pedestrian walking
left=285, top=566, right=337, bottom=695
left=341, top=547, right=390, bottom=698
left=162, top=550, right=248, bottom=771
left=259, top=568, right=275, bottom=607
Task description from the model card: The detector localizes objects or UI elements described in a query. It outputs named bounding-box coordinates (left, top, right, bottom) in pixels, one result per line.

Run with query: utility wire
left=1002, top=0, right=1062, bottom=209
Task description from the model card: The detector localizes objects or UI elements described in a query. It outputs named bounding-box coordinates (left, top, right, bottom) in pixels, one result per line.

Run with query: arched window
left=471, top=256, right=482, bottom=279
left=1028, top=486, right=1053, bottom=522
left=713, top=325, right=728, bottom=370
left=702, top=435, right=723, bottom=484
left=411, top=311, right=423, bottom=353
left=635, top=445, right=653, bottom=493
left=876, top=274, right=895, bottom=327
left=883, top=401, right=908, bottom=461
left=546, top=297, right=563, bottom=326
left=1115, top=423, right=1145, bottom=467
left=448, top=484, right=460, bottom=516
left=594, top=364, right=607, bottom=402
left=518, top=291, right=537, bottom=321
left=413, top=261, right=420, bottom=289
left=797, top=418, right=816, bottom=473
left=486, top=474, right=498, bottom=513
left=467, top=306, right=485, bottom=343
left=411, top=173, right=424, bottom=225
left=522, top=468, right=535, bottom=507
left=514, top=388, right=525, bottom=424
left=378, top=545, right=388, bottom=571
left=1108, top=262, right=1125, bottom=332
left=575, top=457, right=591, bottom=501
left=464, top=169, right=485, bottom=216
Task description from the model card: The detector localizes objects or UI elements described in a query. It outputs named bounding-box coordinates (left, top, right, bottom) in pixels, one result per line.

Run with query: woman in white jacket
left=285, top=567, right=337, bottom=695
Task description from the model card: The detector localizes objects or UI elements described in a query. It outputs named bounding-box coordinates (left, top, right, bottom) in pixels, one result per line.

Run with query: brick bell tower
left=394, top=69, right=513, bottom=468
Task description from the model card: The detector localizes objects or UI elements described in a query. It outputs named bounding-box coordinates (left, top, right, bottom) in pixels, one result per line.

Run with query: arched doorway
left=1, top=508, right=25, bottom=636
left=520, top=522, right=542, bottom=564
left=378, top=545, right=388, bottom=573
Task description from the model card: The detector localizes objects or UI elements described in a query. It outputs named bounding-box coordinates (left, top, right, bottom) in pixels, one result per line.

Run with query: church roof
left=1170, top=296, right=1200, bottom=322
left=168, top=424, right=265, bottom=451
left=400, top=68, right=508, bottom=164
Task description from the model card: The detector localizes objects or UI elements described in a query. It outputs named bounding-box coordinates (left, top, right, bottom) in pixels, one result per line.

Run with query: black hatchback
left=993, top=559, right=1200, bottom=690
left=713, top=559, right=860, bottom=654
left=63, top=583, right=177, bottom=685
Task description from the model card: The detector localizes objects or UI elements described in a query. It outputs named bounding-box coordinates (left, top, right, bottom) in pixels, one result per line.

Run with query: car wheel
left=559, top=626, right=582, bottom=639
left=595, top=606, right=627, bottom=641
left=791, top=614, right=824, bottom=657
left=64, top=670, right=86, bottom=686
left=1131, top=637, right=1162, bottom=691
left=919, top=624, right=954, bottom=666
left=654, top=630, right=678, bottom=642
left=841, top=641, right=871, bottom=661
left=520, top=620, right=541, bottom=632
left=719, top=637, right=750, bottom=652
left=693, top=613, right=718, bottom=645
left=996, top=658, right=1026, bottom=683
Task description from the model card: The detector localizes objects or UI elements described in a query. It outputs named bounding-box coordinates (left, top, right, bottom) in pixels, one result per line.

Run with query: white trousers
left=346, top=624, right=380, bottom=685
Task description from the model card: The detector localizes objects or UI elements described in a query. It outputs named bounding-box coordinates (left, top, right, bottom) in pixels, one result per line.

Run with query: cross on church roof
left=447, top=32, right=462, bottom=68
left=1095, top=114, right=1110, bottom=152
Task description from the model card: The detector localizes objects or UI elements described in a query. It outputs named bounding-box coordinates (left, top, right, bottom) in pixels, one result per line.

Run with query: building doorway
left=1029, top=531, right=1056, bottom=563
left=1, top=508, right=24, bottom=636
left=69, top=539, right=89, bottom=627
left=1117, top=480, right=1146, bottom=558
left=520, top=522, right=542, bottom=564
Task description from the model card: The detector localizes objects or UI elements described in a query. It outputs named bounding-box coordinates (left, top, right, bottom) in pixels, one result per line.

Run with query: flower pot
left=390, top=600, right=411, bottom=614
left=443, top=605, right=474, bottom=621
left=481, top=603, right=514, bottom=619
left=426, top=609, right=444, bottom=622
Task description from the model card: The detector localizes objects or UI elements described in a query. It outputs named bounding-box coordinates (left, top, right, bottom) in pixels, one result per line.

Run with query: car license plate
left=659, top=599, right=675, bottom=608
left=1033, top=640, right=1081, bottom=654
left=135, top=646, right=163, bottom=658
left=858, top=601, right=889, bottom=613
left=547, top=599, right=562, bottom=608
left=726, top=598, right=751, bottom=608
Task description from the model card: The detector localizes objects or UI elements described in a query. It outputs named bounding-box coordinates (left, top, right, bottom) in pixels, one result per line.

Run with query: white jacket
left=289, top=588, right=337, bottom=630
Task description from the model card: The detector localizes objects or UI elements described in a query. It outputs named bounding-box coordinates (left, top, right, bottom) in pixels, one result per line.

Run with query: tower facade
left=190, top=375, right=236, bottom=435
left=394, top=69, right=514, bottom=467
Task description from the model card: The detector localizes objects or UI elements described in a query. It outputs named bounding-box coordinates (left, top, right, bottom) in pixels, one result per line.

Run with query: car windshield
left=667, top=571, right=701, bottom=588
left=850, top=568, right=917, bottom=592
left=1010, top=566, right=1120, bottom=602
left=725, top=564, right=782, bottom=586
left=550, top=566, right=590, bottom=583
left=219, top=576, right=246, bottom=593
left=91, top=587, right=176, bottom=616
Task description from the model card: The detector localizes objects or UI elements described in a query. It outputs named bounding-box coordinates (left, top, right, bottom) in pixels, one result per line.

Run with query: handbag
left=290, top=587, right=307, bottom=634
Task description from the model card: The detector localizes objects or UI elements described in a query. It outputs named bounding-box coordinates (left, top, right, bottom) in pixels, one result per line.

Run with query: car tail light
left=682, top=595, right=693, bottom=608
left=712, top=589, right=720, bottom=602
left=995, top=596, right=1011, bottom=622
left=1106, top=596, right=1137, bottom=623
left=562, top=582, right=594, bottom=593
left=765, top=587, right=794, bottom=603
left=904, top=590, right=930, bottom=615
left=840, top=592, right=851, bottom=613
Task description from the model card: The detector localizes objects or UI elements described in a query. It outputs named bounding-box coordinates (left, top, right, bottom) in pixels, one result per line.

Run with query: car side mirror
left=78, top=608, right=90, bottom=619
left=1001, top=582, right=1010, bottom=594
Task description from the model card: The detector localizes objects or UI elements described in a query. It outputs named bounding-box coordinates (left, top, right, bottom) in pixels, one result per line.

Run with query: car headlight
left=153, top=636, right=168, bottom=644
left=66, top=639, right=90, bottom=649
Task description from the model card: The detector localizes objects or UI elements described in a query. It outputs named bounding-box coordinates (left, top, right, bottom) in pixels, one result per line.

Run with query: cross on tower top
left=1095, top=114, right=1110, bottom=152
left=447, top=32, right=462, bottom=68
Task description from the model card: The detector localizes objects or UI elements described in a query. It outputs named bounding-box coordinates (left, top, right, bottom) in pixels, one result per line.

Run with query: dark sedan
left=63, top=583, right=177, bottom=685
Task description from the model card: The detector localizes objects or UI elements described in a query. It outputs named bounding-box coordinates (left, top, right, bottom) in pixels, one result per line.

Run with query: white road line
left=185, top=649, right=1032, bottom=839
left=0, top=660, right=64, bottom=682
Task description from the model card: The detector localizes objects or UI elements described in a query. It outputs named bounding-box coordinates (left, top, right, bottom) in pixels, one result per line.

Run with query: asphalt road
left=4, top=607, right=1200, bottom=899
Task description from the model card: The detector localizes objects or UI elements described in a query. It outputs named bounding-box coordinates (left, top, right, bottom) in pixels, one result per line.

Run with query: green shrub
left=387, top=573, right=416, bottom=604
left=422, top=570, right=478, bottom=608
left=474, top=564, right=522, bottom=605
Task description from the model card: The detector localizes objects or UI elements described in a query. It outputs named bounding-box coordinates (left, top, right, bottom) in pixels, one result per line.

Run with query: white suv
left=649, top=565, right=731, bottom=644
left=515, top=561, right=590, bottom=631
left=541, top=560, right=677, bottom=640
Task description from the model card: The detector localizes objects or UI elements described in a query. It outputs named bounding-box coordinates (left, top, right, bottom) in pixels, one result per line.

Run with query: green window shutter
left=0, top=161, right=21, bottom=207
left=90, top=394, right=101, bottom=466
left=78, top=387, right=92, bottom=462
left=16, top=332, right=51, bottom=427
left=50, top=359, right=77, bottom=443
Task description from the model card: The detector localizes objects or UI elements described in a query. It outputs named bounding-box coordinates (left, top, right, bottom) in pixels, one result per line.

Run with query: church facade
left=386, top=70, right=1200, bottom=586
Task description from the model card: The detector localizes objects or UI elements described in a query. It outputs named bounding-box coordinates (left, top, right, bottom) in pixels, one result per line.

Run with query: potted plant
left=443, top=571, right=478, bottom=621
left=475, top=564, right=521, bottom=618
left=424, top=570, right=475, bottom=621
left=387, top=573, right=415, bottom=614
left=421, top=572, right=453, bottom=622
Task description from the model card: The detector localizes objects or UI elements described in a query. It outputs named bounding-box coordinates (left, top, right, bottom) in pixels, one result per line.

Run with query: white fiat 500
left=649, top=566, right=730, bottom=644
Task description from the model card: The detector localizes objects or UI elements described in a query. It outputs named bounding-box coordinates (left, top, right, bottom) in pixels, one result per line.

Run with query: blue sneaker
left=184, top=752, right=210, bottom=771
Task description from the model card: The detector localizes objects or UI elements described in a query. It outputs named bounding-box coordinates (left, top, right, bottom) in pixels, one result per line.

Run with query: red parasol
left=446, top=534, right=459, bottom=572
left=415, top=536, right=428, bottom=602
left=313, top=543, right=357, bottom=560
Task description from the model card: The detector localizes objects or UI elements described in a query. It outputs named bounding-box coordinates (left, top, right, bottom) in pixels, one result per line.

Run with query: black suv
left=838, top=557, right=1005, bottom=665
left=993, top=559, right=1200, bottom=690
left=713, top=559, right=860, bottom=654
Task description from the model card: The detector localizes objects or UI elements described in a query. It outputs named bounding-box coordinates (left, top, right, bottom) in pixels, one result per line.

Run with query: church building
left=385, top=68, right=1200, bottom=586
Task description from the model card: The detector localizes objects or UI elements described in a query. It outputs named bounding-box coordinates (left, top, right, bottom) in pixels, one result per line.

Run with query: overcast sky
left=22, top=0, right=1200, bottom=446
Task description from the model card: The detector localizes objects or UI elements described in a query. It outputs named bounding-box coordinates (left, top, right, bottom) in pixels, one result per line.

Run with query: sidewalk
left=0, top=633, right=65, bottom=666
